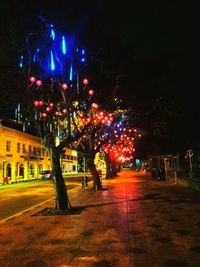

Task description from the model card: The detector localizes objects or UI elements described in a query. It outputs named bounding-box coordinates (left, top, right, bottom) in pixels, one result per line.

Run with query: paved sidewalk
left=0, top=170, right=200, bottom=267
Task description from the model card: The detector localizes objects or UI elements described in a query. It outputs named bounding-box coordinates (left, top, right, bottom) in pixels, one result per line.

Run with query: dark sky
left=0, top=0, right=199, bottom=154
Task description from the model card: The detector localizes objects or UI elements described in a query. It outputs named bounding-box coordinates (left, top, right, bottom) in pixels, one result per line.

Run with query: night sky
left=0, top=0, right=199, bottom=156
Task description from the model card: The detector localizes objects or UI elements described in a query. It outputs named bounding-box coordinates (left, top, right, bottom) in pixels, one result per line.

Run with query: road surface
left=0, top=179, right=81, bottom=221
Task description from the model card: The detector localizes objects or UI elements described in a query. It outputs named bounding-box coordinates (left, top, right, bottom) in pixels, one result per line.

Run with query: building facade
left=0, top=122, right=77, bottom=184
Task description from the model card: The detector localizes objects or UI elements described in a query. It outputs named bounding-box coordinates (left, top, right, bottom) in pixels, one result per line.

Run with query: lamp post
left=83, top=155, right=86, bottom=177
left=186, top=149, right=193, bottom=178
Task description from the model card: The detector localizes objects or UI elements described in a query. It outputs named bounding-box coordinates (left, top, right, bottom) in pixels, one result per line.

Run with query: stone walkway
left=0, top=170, right=200, bottom=267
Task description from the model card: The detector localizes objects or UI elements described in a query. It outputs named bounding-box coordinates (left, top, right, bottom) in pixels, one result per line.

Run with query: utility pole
left=186, top=149, right=193, bottom=178
left=83, top=156, right=86, bottom=177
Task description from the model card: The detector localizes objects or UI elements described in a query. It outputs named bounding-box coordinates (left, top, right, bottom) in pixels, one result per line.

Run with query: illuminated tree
left=103, top=127, right=142, bottom=176
left=19, top=21, right=92, bottom=211
left=74, top=103, right=115, bottom=190
left=75, top=103, right=138, bottom=187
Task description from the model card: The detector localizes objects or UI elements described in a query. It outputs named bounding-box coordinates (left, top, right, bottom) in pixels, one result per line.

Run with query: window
left=38, top=148, right=41, bottom=156
left=22, top=144, right=26, bottom=153
left=62, top=154, right=67, bottom=159
left=29, top=145, right=32, bottom=153
left=6, top=141, right=11, bottom=152
left=6, top=163, right=12, bottom=178
left=17, top=143, right=20, bottom=153
left=29, top=164, right=35, bottom=176
left=19, top=164, right=24, bottom=178
left=38, top=164, right=43, bottom=174
left=33, top=147, right=36, bottom=155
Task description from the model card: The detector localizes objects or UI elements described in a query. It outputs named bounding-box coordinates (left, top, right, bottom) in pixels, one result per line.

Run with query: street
left=0, top=177, right=83, bottom=221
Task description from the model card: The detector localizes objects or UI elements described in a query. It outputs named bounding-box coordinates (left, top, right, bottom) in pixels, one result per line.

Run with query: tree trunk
left=87, top=156, right=102, bottom=190
left=111, top=163, right=118, bottom=177
left=52, top=149, right=71, bottom=210
left=105, top=153, right=112, bottom=179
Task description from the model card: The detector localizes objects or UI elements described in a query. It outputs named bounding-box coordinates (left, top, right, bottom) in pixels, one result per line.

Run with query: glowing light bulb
left=36, top=80, right=42, bottom=86
left=83, top=79, right=89, bottom=85
left=30, top=76, right=36, bottom=83
left=88, top=89, right=94, bottom=95
left=62, top=83, right=68, bottom=90
left=33, top=101, right=39, bottom=107
left=42, top=113, right=47, bottom=118
left=91, top=103, right=99, bottom=109
left=39, top=100, right=44, bottom=106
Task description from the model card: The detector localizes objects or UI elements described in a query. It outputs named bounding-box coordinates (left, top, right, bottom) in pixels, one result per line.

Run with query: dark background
left=0, top=0, right=199, bottom=157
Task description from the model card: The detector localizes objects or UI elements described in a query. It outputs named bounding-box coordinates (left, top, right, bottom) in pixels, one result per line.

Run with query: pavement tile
left=0, top=170, right=200, bottom=266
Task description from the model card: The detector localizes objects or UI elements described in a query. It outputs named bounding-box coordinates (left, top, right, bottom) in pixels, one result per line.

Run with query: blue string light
left=69, top=62, right=73, bottom=81
left=19, top=55, right=23, bottom=68
left=50, top=50, right=55, bottom=71
left=50, top=24, right=55, bottom=40
left=62, top=36, right=67, bottom=54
